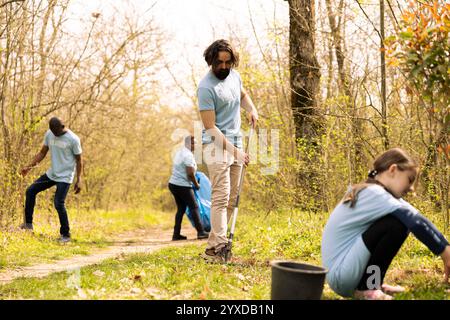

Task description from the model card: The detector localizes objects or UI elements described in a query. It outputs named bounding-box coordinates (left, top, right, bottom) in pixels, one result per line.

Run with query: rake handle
left=225, top=127, right=254, bottom=262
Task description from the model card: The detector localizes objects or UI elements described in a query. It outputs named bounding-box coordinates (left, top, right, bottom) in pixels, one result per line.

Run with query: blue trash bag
left=186, top=171, right=211, bottom=232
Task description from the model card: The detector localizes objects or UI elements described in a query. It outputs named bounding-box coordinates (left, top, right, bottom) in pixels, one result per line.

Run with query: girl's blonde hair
left=342, top=148, right=418, bottom=208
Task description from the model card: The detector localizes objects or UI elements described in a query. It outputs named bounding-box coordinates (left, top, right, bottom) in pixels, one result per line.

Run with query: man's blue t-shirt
left=44, top=129, right=82, bottom=184
left=169, top=146, right=197, bottom=187
left=197, top=69, right=243, bottom=149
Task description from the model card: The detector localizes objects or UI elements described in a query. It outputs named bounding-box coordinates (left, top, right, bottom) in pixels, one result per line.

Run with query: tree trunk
left=287, top=0, right=323, bottom=210
left=287, top=0, right=322, bottom=145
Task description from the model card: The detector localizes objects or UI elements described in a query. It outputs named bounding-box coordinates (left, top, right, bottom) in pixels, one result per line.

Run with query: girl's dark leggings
left=357, top=214, right=409, bottom=290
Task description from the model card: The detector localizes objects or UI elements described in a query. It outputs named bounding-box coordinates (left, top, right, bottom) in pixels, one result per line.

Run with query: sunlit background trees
left=0, top=0, right=448, bottom=229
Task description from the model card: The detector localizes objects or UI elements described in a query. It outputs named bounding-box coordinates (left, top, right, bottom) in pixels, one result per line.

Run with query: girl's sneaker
left=354, top=289, right=393, bottom=300
left=381, top=284, right=405, bottom=295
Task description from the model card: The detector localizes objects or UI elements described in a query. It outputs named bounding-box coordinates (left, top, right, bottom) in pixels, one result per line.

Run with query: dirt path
left=0, top=227, right=205, bottom=285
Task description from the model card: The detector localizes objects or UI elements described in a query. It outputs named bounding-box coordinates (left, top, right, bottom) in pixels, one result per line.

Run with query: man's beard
left=214, top=68, right=230, bottom=80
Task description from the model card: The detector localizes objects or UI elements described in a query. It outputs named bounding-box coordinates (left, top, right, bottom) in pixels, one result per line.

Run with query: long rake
left=224, top=127, right=254, bottom=263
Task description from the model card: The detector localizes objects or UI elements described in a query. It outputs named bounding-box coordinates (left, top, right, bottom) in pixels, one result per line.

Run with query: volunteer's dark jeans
left=357, top=214, right=408, bottom=290
left=168, top=183, right=204, bottom=235
left=25, top=173, right=71, bottom=237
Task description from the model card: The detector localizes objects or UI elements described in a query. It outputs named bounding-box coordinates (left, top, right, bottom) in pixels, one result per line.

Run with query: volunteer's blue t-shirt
left=169, top=146, right=197, bottom=187
left=321, top=184, right=449, bottom=297
left=197, top=69, right=243, bottom=149
left=44, top=129, right=82, bottom=184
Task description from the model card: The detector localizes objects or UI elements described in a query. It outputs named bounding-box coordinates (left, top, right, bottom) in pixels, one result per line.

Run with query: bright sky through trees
left=65, top=0, right=289, bottom=108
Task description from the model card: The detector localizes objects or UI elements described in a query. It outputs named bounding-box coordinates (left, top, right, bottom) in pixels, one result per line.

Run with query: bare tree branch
left=0, top=0, right=25, bottom=9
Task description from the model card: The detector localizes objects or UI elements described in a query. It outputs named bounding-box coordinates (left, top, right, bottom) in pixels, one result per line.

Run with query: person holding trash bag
left=322, top=148, right=450, bottom=300
left=186, top=171, right=212, bottom=233
left=168, top=135, right=209, bottom=241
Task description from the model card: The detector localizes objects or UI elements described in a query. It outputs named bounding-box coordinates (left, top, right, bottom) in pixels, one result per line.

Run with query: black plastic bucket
left=271, top=260, right=328, bottom=300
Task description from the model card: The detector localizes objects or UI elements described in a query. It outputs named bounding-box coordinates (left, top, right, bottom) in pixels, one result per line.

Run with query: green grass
left=0, top=207, right=173, bottom=269
left=0, top=246, right=269, bottom=300
left=1, top=208, right=448, bottom=299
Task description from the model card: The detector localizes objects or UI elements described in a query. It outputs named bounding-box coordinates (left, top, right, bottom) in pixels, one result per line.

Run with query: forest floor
left=0, top=207, right=449, bottom=300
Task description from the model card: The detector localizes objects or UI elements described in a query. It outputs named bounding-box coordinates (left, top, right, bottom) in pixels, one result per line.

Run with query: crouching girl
left=321, top=148, right=450, bottom=299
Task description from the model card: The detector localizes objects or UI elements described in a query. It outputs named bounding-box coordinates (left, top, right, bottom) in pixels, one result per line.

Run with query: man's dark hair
left=49, top=117, right=64, bottom=132
left=203, top=39, right=239, bottom=67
